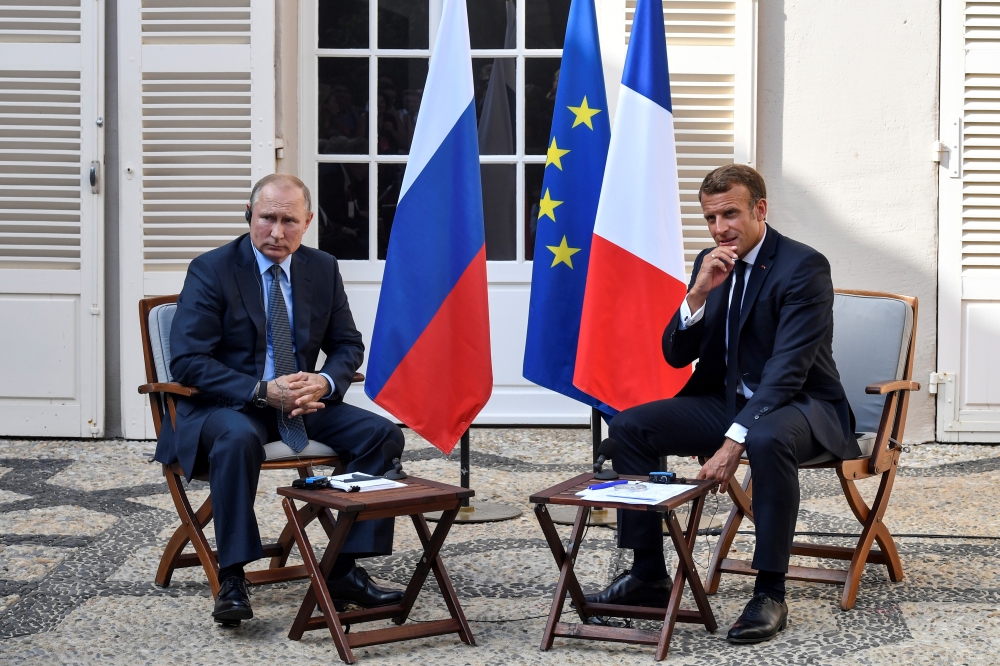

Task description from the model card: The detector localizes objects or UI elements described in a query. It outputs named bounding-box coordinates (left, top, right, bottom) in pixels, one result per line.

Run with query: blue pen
left=588, top=479, right=629, bottom=490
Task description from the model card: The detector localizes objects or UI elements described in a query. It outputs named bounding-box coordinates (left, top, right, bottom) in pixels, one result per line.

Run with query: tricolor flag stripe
left=366, top=0, right=492, bottom=453
left=397, top=3, right=475, bottom=202
left=365, top=102, right=484, bottom=400
left=590, top=86, right=684, bottom=280
left=573, top=0, right=691, bottom=411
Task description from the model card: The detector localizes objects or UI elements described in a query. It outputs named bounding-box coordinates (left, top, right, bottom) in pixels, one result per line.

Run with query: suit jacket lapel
left=234, top=235, right=267, bottom=376
left=291, top=249, right=312, bottom=370
left=739, top=225, right=779, bottom=332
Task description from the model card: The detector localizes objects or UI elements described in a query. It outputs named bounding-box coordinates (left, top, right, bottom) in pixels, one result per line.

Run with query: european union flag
left=523, top=0, right=612, bottom=414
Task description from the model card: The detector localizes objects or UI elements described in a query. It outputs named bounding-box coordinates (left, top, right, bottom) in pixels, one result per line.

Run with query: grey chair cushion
left=148, top=303, right=177, bottom=383
left=264, top=439, right=337, bottom=461
left=832, top=294, right=913, bottom=435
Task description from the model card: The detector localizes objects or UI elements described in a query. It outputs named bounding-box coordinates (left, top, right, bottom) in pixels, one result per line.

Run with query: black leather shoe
left=213, top=577, right=253, bottom=626
left=326, top=566, right=404, bottom=611
left=727, top=593, right=788, bottom=644
left=583, top=569, right=672, bottom=608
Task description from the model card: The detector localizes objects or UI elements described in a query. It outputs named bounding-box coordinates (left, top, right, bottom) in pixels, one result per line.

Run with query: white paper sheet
left=327, top=473, right=406, bottom=492
left=576, top=481, right=697, bottom=506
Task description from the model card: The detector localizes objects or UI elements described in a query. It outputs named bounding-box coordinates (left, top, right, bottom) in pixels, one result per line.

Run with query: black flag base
left=425, top=429, right=522, bottom=524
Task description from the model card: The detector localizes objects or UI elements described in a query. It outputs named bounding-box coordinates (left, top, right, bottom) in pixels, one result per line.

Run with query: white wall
left=757, top=0, right=940, bottom=443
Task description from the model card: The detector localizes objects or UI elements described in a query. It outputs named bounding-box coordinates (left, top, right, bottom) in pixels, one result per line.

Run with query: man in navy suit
left=154, top=174, right=405, bottom=625
left=585, top=165, right=858, bottom=643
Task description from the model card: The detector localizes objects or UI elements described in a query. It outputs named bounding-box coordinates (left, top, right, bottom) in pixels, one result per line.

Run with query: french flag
left=365, top=0, right=492, bottom=454
left=573, top=0, right=691, bottom=411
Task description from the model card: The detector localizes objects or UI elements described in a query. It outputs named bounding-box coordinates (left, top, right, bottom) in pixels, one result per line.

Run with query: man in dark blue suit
left=154, top=174, right=405, bottom=624
left=585, top=165, right=858, bottom=643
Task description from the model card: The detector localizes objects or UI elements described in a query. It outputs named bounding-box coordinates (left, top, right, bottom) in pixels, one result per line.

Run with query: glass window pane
left=473, top=57, right=516, bottom=156
left=318, top=162, right=370, bottom=260
left=482, top=163, right=516, bottom=260
left=319, top=0, right=369, bottom=49
left=318, top=58, right=369, bottom=155
left=525, top=58, right=560, bottom=154
left=468, top=0, right=515, bottom=49
left=378, top=0, right=428, bottom=49
left=377, top=164, right=405, bottom=259
left=376, top=58, right=428, bottom=154
left=525, top=0, right=571, bottom=49
left=524, top=163, right=544, bottom=261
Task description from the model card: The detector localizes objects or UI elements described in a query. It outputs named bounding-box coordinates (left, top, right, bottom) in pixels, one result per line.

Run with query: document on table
left=327, top=473, right=406, bottom=492
left=576, top=481, right=698, bottom=505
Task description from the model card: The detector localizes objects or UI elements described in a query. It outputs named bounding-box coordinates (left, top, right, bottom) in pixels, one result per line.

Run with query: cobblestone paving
left=0, top=431, right=998, bottom=665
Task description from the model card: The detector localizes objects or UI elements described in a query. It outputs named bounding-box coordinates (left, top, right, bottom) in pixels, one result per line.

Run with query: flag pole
left=549, top=407, right=618, bottom=527
left=426, top=428, right=523, bottom=523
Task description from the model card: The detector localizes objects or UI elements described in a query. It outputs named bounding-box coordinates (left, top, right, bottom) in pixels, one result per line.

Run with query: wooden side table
left=530, top=473, right=718, bottom=661
left=277, top=477, right=477, bottom=664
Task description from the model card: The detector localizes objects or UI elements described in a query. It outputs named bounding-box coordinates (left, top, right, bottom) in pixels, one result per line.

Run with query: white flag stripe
left=592, top=86, right=685, bottom=282
left=399, top=0, right=474, bottom=201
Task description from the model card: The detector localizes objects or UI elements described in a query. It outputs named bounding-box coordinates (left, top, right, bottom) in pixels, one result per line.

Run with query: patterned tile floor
left=0, top=430, right=999, bottom=665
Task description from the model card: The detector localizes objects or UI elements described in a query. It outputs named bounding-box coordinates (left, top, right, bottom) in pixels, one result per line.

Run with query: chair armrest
left=138, top=382, right=200, bottom=397
left=353, top=372, right=365, bottom=383
left=865, top=380, right=920, bottom=395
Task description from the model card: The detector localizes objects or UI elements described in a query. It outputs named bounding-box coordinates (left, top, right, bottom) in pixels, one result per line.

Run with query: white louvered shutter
left=625, top=0, right=756, bottom=275
left=937, top=0, right=1000, bottom=440
left=0, top=1, right=104, bottom=436
left=118, top=0, right=275, bottom=438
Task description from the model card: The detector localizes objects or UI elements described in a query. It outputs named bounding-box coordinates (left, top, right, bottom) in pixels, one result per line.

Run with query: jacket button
left=754, top=415, right=760, bottom=420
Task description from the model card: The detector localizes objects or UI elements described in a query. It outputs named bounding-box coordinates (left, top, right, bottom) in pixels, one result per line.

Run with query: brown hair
left=249, top=174, right=312, bottom=213
left=698, top=164, right=766, bottom=208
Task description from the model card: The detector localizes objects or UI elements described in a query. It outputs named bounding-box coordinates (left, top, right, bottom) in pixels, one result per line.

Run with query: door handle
left=90, top=160, right=100, bottom=194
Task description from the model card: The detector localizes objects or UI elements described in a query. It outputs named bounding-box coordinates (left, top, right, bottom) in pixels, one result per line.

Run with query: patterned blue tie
left=268, top=264, right=309, bottom=452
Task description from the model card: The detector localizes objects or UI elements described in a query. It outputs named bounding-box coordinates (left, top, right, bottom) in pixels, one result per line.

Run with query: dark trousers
left=196, top=401, right=404, bottom=569
left=609, top=392, right=825, bottom=573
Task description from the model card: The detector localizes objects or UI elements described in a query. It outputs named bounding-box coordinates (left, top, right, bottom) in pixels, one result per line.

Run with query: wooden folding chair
left=138, top=295, right=350, bottom=597
left=704, top=289, right=919, bottom=610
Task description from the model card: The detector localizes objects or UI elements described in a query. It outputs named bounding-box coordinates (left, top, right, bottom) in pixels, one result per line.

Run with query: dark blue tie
left=726, top=260, right=747, bottom=421
left=268, top=264, right=309, bottom=452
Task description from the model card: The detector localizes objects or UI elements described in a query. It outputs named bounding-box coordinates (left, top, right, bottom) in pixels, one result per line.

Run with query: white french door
left=117, top=0, right=276, bottom=439
left=300, top=0, right=756, bottom=425
left=936, top=0, right=1000, bottom=441
left=0, top=1, right=105, bottom=437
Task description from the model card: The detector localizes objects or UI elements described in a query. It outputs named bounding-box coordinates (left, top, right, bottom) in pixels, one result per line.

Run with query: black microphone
left=592, top=438, right=619, bottom=480
left=383, top=439, right=407, bottom=480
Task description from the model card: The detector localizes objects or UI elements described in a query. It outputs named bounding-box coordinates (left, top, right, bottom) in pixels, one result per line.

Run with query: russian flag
left=573, top=0, right=691, bottom=411
left=365, top=0, right=492, bottom=454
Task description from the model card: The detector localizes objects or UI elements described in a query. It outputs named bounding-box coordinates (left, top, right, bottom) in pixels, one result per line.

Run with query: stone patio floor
left=1, top=429, right=999, bottom=665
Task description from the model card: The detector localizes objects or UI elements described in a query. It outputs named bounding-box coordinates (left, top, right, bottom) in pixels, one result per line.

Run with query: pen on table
left=588, top=479, right=629, bottom=490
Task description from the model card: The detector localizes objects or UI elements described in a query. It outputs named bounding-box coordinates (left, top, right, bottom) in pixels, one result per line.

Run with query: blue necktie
left=268, top=264, right=309, bottom=452
left=726, top=261, right=747, bottom=421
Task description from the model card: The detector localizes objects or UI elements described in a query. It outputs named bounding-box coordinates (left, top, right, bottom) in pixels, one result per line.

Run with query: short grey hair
left=248, top=174, right=312, bottom=214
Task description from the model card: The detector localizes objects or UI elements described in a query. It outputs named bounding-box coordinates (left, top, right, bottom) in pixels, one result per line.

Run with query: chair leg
left=156, top=468, right=215, bottom=589
left=163, top=469, right=220, bottom=596
left=705, top=468, right=753, bottom=594
left=839, top=464, right=902, bottom=610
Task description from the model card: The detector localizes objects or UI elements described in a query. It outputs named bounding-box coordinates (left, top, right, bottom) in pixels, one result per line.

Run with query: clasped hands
left=265, top=372, right=330, bottom=417
left=695, top=438, right=745, bottom=494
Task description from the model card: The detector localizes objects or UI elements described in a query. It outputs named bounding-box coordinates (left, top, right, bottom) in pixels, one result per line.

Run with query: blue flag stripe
left=621, top=0, right=672, bottom=112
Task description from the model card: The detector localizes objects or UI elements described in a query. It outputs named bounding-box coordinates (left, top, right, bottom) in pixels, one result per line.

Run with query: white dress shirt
left=677, top=227, right=768, bottom=444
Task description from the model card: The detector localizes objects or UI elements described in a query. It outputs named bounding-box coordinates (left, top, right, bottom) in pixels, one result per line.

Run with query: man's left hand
left=696, top=438, right=745, bottom=494
left=285, top=373, right=330, bottom=417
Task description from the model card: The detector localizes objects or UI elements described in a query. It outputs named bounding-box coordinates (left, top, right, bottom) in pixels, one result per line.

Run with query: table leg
left=534, top=504, right=591, bottom=622
left=409, top=511, right=476, bottom=645
left=283, top=497, right=357, bottom=664
left=538, top=504, right=591, bottom=650
left=656, top=500, right=717, bottom=660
